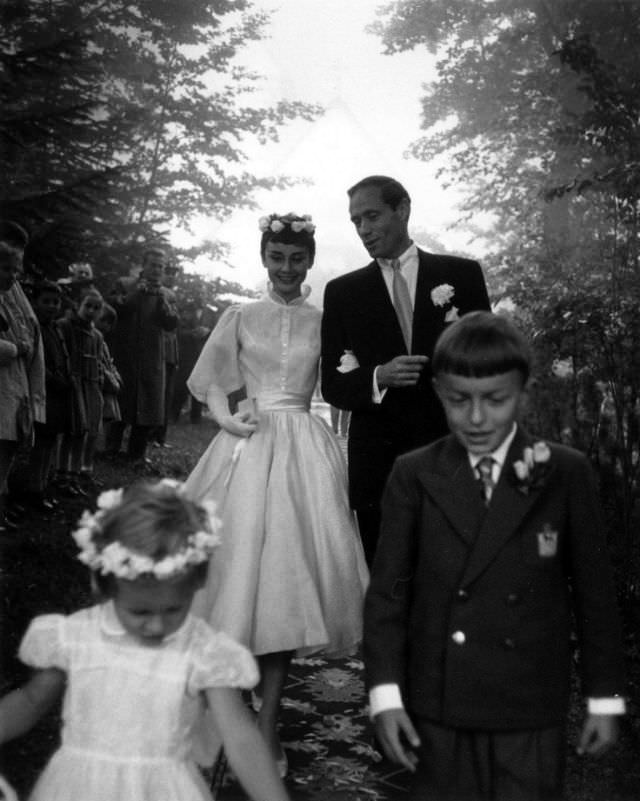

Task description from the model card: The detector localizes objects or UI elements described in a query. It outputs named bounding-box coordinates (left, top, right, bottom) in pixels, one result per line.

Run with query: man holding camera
left=106, top=248, right=178, bottom=463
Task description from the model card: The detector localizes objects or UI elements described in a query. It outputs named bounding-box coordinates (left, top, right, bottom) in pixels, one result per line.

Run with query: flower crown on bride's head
left=72, top=479, right=221, bottom=581
left=258, top=213, right=316, bottom=234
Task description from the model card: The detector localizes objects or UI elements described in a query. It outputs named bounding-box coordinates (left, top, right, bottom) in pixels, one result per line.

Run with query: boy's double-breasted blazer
left=321, top=250, right=490, bottom=510
left=363, top=428, right=626, bottom=730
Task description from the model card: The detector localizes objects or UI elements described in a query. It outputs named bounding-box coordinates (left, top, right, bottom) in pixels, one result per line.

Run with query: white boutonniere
left=431, top=283, right=455, bottom=307
left=337, top=349, right=359, bottom=373
left=512, top=441, right=551, bottom=494
left=431, top=284, right=458, bottom=322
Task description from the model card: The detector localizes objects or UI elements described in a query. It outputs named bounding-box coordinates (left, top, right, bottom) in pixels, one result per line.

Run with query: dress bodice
left=187, top=290, right=321, bottom=411
left=19, top=604, right=258, bottom=763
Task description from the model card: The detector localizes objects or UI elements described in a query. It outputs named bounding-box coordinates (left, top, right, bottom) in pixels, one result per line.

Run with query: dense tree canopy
left=1, top=0, right=319, bottom=276
left=372, top=0, right=640, bottom=587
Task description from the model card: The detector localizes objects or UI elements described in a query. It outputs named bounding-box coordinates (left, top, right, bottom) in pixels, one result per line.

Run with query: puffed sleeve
left=187, top=626, right=259, bottom=695
left=186, top=304, right=243, bottom=402
left=18, top=615, right=69, bottom=671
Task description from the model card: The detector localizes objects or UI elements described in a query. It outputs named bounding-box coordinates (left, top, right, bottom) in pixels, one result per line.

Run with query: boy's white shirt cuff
left=588, top=697, right=626, bottom=714
left=370, top=684, right=626, bottom=717
left=369, top=684, right=404, bottom=718
left=372, top=366, right=388, bottom=404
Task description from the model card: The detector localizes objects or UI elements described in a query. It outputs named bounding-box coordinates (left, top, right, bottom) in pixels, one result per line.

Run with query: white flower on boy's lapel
left=512, top=441, right=551, bottom=494
left=431, top=283, right=455, bottom=307
left=337, top=349, right=360, bottom=373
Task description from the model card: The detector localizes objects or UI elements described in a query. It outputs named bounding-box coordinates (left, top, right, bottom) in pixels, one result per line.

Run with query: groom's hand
left=377, top=355, right=428, bottom=388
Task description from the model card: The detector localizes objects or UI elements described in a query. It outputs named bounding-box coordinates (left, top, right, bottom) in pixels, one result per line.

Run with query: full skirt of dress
left=185, top=410, right=368, bottom=657
left=28, top=748, right=212, bottom=801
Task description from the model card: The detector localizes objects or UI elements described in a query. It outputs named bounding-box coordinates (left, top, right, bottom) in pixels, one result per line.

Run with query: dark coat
left=321, top=249, right=490, bottom=509
left=363, top=429, right=626, bottom=730
left=109, top=279, right=178, bottom=426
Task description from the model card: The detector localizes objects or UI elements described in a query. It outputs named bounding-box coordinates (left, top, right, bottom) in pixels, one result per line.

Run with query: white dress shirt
left=372, top=243, right=419, bottom=402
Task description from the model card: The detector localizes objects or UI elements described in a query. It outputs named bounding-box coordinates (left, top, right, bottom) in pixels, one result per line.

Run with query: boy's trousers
left=409, top=718, right=565, bottom=801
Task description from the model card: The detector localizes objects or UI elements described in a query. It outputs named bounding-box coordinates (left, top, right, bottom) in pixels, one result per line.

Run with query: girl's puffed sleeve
left=18, top=615, right=69, bottom=671
left=186, top=304, right=243, bottom=402
left=187, top=627, right=259, bottom=695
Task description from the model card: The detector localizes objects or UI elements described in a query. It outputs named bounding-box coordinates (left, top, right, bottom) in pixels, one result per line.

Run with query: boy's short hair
left=432, top=311, right=531, bottom=383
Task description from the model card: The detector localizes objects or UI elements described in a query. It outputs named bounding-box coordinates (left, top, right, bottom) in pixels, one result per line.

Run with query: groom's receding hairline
left=347, top=176, right=411, bottom=210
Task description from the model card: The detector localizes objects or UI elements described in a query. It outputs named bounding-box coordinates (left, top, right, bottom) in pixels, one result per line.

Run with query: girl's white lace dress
left=19, top=603, right=258, bottom=801
left=185, top=289, right=368, bottom=657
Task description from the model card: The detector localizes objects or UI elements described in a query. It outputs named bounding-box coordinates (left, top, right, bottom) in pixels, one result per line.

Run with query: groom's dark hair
left=347, top=175, right=410, bottom=211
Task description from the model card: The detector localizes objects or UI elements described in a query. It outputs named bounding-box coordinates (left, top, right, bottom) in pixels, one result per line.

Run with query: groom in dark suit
left=321, top=175, right=490, bottom=563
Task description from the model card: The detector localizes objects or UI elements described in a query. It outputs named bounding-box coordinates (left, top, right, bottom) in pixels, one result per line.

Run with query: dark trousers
left=104, top=422, right=152, bottom=460
left=410, top=719, right=566, bottom=801
left=355, top=503, right=381, bottom=568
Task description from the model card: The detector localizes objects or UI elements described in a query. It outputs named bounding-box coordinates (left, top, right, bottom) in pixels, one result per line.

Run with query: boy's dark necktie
left=391, top=259, right=413, bottom=353
left=476, top=456, right=495, bottom=505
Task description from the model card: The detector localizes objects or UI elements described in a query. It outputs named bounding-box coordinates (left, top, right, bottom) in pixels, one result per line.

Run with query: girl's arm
left=0, top=668, right=65, bottom=744
left=205, top=687, right=290, bottom=801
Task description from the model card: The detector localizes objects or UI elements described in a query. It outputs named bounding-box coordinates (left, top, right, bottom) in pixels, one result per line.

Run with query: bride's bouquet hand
left=219, top=411, right=258, bottom=438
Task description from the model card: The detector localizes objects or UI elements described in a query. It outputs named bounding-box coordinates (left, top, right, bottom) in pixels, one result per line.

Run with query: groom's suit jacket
left=363, top=429, right=626, bottom=730
left=321, top=249, right=490, bottom=510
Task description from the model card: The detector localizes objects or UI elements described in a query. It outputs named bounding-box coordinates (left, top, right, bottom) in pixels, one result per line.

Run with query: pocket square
left=337, top=349, right=359, bottom=373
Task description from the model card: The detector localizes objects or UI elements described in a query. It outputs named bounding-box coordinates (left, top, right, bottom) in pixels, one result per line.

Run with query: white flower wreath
left=71, top=479, right=221, bottom=580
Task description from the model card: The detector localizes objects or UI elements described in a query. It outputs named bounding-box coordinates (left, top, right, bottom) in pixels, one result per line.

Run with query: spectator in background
left=0, top=221, right=45, bottom=532
left=25, top=281, right=72, bottom=510
left=171, top=293, right=217, bottom=424
left=150, top=262, right=180, bottom=447
left=96, top=303, right=122, bottom=457
left=58, top=261, right=95, bottom=319
left=55, top=288, right=105, bottom=495
left=106, top=248, right=178, bottom=464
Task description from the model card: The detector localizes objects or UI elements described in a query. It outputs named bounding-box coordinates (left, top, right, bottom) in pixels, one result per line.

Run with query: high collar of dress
left=100, top=600, right=189, bottom=644
left=266, top=283, right=311, bottom=306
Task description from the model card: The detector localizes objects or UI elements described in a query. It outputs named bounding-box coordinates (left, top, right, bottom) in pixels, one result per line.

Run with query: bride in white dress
left=184, top=213, right=368, bottom=773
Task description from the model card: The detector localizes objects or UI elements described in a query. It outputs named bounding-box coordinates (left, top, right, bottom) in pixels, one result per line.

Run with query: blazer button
left=502, top=637, right=516, bottom=650
left=451, top=630, right=466, bottom=645
left=457, top=588, right=469, bottom=602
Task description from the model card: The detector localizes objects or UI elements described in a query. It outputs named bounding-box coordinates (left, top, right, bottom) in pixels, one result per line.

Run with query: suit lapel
left=412, top=250, right=452, bottom=353
left=417, top=436, right=486, bottom=543
left=461, top=429, right=556, bottom=586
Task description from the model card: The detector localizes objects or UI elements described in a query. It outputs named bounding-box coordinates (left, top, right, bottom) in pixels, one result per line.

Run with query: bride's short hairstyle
left=260, top=213, right=316, bottom=262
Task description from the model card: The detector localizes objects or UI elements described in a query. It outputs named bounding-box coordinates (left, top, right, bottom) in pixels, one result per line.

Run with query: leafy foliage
left=372, top=0, right=640, bottom=591
left=1, top=0, right=319, bottom=279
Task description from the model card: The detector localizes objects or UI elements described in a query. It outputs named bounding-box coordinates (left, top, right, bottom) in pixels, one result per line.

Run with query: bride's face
left=262, top=241, right=311, bottom=302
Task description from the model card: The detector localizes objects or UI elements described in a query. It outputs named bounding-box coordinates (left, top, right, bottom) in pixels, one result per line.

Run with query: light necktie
left=391, top=259, right=413, bottom=353
left=476, top=456, right=495, bottom=505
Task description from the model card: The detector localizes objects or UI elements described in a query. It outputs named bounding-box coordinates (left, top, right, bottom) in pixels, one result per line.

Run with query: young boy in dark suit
left=363, top=311, right=626, bottom=801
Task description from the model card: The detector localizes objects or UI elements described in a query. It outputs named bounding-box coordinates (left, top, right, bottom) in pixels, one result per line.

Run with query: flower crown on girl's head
left=258, top=213, right=315, bottom=234
left=72, top=479, right=221, bottom=581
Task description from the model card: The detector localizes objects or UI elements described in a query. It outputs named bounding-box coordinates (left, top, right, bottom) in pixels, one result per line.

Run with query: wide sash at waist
left=254, top=392, right=310, bottom=413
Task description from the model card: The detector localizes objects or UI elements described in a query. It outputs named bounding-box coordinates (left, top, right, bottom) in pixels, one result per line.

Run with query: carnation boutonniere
left=512, top=441, right=551, bottom=494
left=430, top=283, right=459, bottom=323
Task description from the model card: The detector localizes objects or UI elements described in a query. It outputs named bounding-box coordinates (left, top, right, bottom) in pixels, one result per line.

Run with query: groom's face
left=349, top=186, right=410, bottom=259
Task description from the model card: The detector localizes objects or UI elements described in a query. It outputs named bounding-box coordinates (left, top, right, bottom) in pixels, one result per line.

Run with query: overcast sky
left=177, top=0, right=484, bottom=299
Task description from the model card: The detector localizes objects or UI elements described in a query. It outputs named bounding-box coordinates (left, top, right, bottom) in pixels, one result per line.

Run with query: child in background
left=55, top=288, right=104, bottom=495
left=364, top=311, right=626, bottom=801
left=25, top=281, right=71, bottom=510
left=95, top=304, right=122, bottom=467
left=0, top=479, right=290, bottom=801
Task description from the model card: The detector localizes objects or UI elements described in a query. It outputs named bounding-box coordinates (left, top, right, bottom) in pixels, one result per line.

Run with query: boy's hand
left=374, top=709, right=421, bottom=772
left=577, top=713, right=619, bottom=756
left=377, top=355, right=428, bottom=388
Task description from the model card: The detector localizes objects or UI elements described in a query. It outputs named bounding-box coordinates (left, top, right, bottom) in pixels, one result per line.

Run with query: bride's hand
left=219, top=411, right=258, bottom=438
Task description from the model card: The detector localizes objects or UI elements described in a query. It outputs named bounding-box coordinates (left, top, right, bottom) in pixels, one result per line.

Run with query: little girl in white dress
left=0, top=480, right=290, bottom=801
left=184, top=213, right=368, bottom=773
